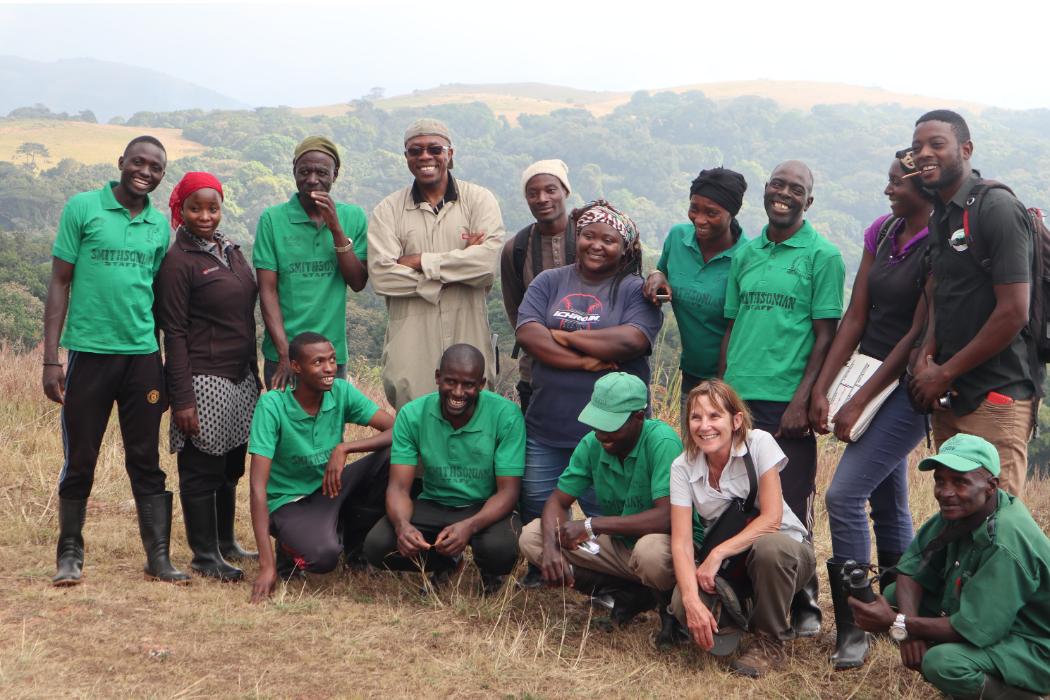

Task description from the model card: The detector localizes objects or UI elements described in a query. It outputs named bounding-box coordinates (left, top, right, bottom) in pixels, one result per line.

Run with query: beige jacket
left=368, top=177, right=504, bottom=408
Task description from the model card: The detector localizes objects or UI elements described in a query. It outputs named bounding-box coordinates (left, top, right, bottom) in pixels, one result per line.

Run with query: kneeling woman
left=156, top=172, right=260, bottom=581
left=248, top=333, right=394, bottom=603
left=669, top=380, right=814, bottom=678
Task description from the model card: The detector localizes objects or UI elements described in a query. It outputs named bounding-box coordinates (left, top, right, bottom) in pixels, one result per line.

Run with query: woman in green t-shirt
left=644, top=168, right=748, bottom=432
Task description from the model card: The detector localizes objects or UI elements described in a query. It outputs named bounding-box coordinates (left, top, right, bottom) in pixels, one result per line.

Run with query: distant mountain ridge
left=0, top=56, right=248, bottom=122
left=298, top=80, right=990, bottom=123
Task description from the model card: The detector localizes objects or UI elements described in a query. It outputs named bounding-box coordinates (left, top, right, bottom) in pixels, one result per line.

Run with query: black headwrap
left=689, top=168, right=748, bottom=216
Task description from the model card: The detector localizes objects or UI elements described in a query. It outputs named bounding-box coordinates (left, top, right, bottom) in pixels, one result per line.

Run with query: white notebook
left=825, top=353, right=897, bottom=441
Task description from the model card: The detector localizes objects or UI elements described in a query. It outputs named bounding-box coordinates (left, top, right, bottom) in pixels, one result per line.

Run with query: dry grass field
left=1, top=346, right=1047, bottom=699
left=0, top=120, right=206, bottom=169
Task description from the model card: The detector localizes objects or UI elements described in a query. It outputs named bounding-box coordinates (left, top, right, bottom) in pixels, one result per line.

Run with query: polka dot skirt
left=170, top=373, right=259, bottom=456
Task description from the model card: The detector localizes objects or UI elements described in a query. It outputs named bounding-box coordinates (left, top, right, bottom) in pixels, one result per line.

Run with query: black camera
left=841, top=559, right=876, bottom=603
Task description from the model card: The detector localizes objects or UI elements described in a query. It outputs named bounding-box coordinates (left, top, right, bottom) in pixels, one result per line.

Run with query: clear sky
left=1, top=0, right=1046, bottom=110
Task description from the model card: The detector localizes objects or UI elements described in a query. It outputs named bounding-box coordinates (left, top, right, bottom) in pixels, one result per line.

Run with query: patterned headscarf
left=573, top=199, right=639, bottom=247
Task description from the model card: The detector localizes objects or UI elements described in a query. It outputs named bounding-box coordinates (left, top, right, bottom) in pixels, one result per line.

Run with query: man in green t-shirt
left=720, top=160, right=845, bottom=636
left=254, top=136, right=369, bottom=390
left=363, top=344, right=524, bottom=595
left=519, top=372, right=690, bottom=645
left=850, top=434, right=1050, bottom=699
left=44, top=136, right=189, bottom=586
left=248, top=332, right=394, bottom=603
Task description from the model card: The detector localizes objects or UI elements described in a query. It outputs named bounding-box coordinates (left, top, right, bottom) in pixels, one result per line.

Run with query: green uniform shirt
left=657, top=224, right=746, bottom=378
left=391, top=391, right=525, bottom=508
left=51, top=181, right=169, bottom=354
left=558, top=419, right=700, bottom=547
left=723, top=221, right=845, bottom=401
left=253, top=194, right=368, bottom=364
left=892, top=491, right=1050, bottom=692
left=248, top=379, right=380, bottom=513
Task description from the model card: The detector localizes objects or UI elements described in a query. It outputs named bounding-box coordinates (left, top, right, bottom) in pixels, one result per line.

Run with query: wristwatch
left=584, top=517, right=595, bottom=539
left=890, top=613, right=908, bottom=641
left=334, top=239, right=354, bottom=253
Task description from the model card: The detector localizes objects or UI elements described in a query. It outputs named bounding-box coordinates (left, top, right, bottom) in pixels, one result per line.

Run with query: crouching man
left=248, top=332, right=394, bottom=603
left=850, top=434, right=1050, bottom=700
left=363, top=344, right=524, bottom=595
left=519, top=373, right=688, bottom=643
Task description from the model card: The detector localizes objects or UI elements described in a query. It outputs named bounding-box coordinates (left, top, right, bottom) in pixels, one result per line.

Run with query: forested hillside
left=4, top=90, right=1050, bottom=379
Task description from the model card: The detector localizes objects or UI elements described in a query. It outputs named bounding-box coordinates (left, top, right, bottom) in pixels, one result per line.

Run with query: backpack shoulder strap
left=963, top=179, right=1015, bottom=273
left=742, top=448, right=758, bottom=512
left=511, top=224, right=534, bottom=283
left=875, top=216, right=900, bottom=255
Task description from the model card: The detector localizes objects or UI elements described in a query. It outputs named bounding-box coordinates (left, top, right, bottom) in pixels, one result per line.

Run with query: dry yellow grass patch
left=0, top=120, right=206, bottom=169
left=1, top=346, right=1046, bottom=699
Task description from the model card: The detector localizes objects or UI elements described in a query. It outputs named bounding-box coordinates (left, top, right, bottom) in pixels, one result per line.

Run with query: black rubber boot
left=877, top=550, right=902, bottom=593
left=790, top=573, right=822, bottom=637
left=216, top=483, right=256, bottom=561
left=135, top=491, right=190, bottom=584
left=607, top=580, right=658, bottom=627
left=653, top=589, right=688, bottom=650
left=973, top=674, right=1047, bottom=700
left=181, top=491, right=243, bottom=581
left=52, top=497, right=87, bottom=587
left=827, top=560, right=870, bottom=670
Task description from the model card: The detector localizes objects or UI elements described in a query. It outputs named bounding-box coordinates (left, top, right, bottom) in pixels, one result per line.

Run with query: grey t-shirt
left=516, top=265, right=663, bottom=447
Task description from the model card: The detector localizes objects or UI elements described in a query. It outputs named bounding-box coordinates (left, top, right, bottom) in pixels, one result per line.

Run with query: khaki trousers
left=932, top=398, right=1034, bottom=496
left=671, top=532, right=816, bottom=640
left=518, top=518, right=675, bottom=591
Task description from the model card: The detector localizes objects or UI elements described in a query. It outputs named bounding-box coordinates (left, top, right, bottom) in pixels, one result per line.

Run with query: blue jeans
left=521, top=436, right=601, bottom=524
left=825, top=383, right=924, bottom=563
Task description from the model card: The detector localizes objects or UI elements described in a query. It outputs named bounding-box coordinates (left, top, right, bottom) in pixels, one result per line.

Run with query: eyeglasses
left=405, top=145, right=451, bottom=158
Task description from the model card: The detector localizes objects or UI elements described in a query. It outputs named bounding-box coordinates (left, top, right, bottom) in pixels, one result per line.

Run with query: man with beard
left=501, top=159, right=576, bottom=414
left=254, top=136, right=368, bottom=390
left=719, top=160, right=845, bottom=635
left=44, top=136, right=189, bottom=585
left=907, top=110, right=1039, bottom=497
left=363, top=344, right=524, bottom=595
left=850, top=434, right=1050, bottom=700
left=369, top=119, right=505, bottom=409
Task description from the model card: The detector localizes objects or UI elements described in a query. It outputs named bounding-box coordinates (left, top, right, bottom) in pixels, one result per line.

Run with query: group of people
left=41, top=110, right=1049, bottom=697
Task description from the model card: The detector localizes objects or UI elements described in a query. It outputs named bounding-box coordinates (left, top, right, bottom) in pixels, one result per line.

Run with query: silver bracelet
left=584, top=517, right=595, bottom=539
left=333, top=239, right=354, bottom=253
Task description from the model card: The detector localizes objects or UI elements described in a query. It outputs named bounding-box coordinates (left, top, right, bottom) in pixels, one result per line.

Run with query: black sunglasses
left=405, top=145, right=451, bottom=158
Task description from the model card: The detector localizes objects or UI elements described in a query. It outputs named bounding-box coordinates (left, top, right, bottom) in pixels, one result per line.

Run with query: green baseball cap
left=577, top=372, right=647, bottom=432
left=918, top=433, right=1000, bottom=477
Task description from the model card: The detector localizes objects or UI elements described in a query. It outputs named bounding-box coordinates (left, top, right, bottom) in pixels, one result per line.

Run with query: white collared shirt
left=669, top=429, right=807, bottom=543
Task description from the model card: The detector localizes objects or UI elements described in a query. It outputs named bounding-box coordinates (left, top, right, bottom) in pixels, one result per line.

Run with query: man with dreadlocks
left=850, top=434, right=1050, bottom=700
left=514, top=200, right=663, bottom=575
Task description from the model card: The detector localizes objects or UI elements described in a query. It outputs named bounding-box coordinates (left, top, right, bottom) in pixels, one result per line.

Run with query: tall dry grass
left=1, top=346, right=1047, bottom=699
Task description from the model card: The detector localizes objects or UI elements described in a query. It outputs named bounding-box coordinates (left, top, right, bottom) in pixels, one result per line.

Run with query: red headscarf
left=169, top=171, right=224, bottom=230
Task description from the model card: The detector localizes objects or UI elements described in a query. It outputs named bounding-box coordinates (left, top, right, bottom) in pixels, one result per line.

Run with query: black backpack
left=510, top=220, right=576, bottom=283
left=961, top=180, right=1050, bottom=366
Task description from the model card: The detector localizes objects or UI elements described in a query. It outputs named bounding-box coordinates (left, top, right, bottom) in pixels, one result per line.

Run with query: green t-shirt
left=248, top=379, right=380, bottom=513
left=723, top=221, right=845, bottom=401
left=51, top=181, right=169, bottom=354
left=391, top=391, right=525, bottom=508
left=253, top=194, right=368, bottom=364
left=888, top=491, right=1050, bottom=692
left=657, top=224, right=746, bottom=378
left=558, top=419, right=700, bottom=547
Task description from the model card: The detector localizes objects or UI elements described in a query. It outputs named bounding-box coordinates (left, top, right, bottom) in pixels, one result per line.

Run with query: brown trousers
left=932, top=398, right=1033, bottom=496
left=671, top=532, right=816, bottom=640
left=518, top=519, right=675, bottom=591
